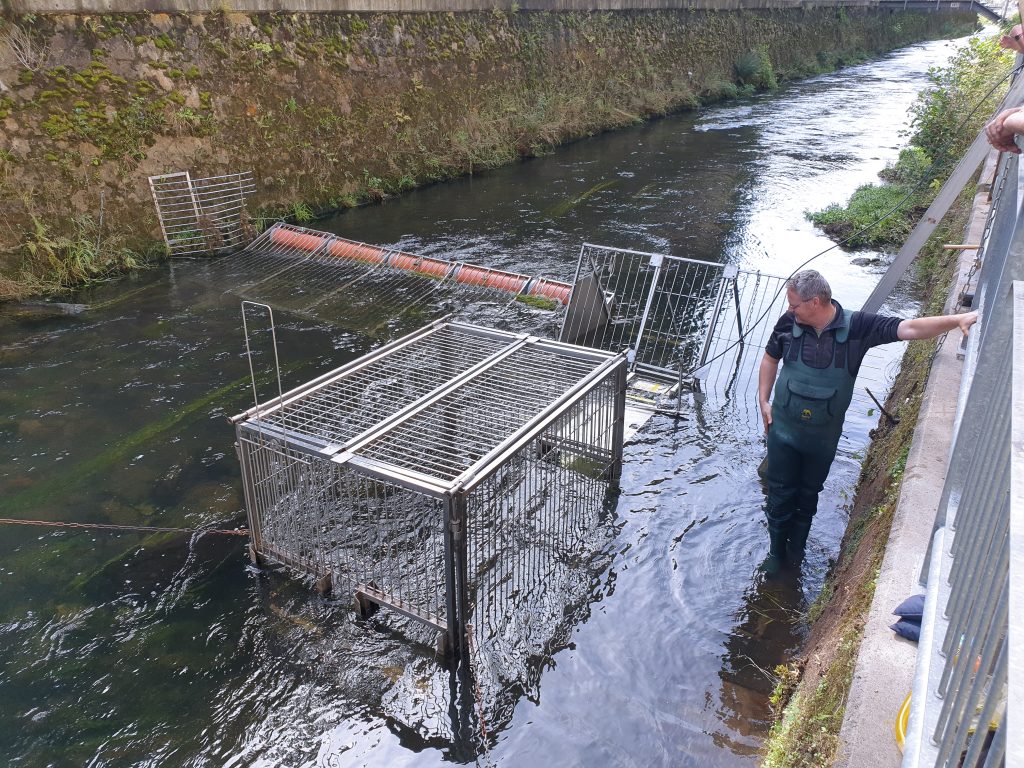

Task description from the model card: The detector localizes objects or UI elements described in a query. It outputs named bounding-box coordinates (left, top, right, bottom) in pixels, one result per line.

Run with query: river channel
left=0, top=37, right=966, bottom=767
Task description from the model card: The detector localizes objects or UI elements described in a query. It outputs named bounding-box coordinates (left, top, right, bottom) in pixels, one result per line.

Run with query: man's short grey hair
left=788, top=270, right=831, bottom=303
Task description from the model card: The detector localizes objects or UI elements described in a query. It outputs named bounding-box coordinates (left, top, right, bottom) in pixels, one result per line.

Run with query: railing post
left=1008, top=280, right=1024, bottom=767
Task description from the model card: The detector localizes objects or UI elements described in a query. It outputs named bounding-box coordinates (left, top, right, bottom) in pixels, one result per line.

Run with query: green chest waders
left=764, top=310, right=857, bottom=564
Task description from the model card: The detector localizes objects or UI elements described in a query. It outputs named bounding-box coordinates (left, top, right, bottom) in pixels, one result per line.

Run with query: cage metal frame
left=232, top=318, right=627, bottom=656
left=149, top=170, right=256, bottom=256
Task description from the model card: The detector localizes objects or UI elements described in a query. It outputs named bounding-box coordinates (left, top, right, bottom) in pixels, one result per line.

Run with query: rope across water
left=0, top=517, right=249, bottom=536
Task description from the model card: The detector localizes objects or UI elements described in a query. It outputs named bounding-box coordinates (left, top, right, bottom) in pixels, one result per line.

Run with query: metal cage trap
left=232, top=314, right=627, bottom=657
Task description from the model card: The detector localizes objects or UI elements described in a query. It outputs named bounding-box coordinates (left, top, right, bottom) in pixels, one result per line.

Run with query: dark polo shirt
left=765, top=300, right=903, bottom=377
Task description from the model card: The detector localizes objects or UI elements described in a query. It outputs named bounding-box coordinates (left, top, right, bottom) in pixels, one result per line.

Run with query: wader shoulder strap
left=833, top=310, right=854, bottom=370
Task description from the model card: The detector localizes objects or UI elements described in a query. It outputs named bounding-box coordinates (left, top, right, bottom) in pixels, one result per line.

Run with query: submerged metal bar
left=355, top=584, right=447, bottom=634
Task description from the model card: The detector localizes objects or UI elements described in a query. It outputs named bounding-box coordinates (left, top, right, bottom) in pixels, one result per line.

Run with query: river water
left=0, top=37, right=965, bottom=767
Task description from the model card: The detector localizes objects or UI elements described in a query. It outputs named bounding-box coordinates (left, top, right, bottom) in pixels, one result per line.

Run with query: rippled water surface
left=0, top=38, right=966, bottom=767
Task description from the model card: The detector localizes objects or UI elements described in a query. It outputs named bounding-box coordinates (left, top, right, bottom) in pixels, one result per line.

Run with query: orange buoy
left=328, top=239, right=385, bottom=264
left=456, top=265, right=530, bottom=293
left=270, top=227, right=329, bottom=253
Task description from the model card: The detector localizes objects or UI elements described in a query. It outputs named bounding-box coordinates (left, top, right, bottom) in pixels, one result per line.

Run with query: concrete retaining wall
left=0, top=0, right=939, bottom=15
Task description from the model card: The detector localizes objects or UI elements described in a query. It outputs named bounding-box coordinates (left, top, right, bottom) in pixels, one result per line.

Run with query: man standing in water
left=756, top=270, right=977, bottom=573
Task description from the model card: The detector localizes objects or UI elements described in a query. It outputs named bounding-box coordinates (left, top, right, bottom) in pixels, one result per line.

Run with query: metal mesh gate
left=232, top=319, right=627, bottom=656
left=149, top=170, right=256, bottom=256
left=559, top=242, right=910, bottom=433
left=560, top=243, right=789, bottom=397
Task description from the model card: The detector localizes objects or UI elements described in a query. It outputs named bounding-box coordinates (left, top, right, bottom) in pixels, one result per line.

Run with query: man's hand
left=986, top=108, right=1024, bottom=154
left=897, top=310, right=979, bottom=341
left=1000, top=24, right=1024, bottom=54
left=757, top=352, right=780, bottom=435
left=957, top=310, right=979, bottom=337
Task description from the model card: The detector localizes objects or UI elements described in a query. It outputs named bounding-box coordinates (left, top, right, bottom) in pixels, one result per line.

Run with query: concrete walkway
left=835, top=151, right=998, bottom=768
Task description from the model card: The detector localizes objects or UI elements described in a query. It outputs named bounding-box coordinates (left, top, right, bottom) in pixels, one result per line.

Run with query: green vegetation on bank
left=0, top=9, right=972, bottom=300
left=807, top=34, right=1012, bottom=249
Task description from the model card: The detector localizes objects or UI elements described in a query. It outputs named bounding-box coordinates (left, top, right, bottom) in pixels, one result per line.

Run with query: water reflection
left=717, top=569, right=807, bottom=755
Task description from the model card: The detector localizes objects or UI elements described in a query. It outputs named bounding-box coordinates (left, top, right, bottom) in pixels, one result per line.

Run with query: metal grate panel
left=248, top=324, right=510, bottom=453
left=354, top=342, right=603, bottom=483
left=149, top=170, right=256, bottom=256
left=560, top=243, right=789, bottom=383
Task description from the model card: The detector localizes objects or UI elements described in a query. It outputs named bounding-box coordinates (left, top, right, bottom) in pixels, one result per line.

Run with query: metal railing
left=902, top=150, right=1023, bottom=767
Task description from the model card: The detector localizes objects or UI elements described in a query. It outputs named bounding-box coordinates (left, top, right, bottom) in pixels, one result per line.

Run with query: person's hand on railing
left=985, top=107, right=1024, bottom=154
left=999, top=24, right=1024, bottom=54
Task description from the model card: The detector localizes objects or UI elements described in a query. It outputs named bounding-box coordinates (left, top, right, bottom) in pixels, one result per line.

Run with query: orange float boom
left=268, top=225, right=573, bottom=305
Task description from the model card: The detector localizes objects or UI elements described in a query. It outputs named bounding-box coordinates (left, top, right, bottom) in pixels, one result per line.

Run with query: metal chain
left=0, top=517, right=248, bottom=536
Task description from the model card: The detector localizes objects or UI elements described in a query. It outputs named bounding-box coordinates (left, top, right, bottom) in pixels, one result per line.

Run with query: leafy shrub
left=878, top=146, right=932, bottom=186
left=807, top=183, right=918, bottom=249
left=907, top=35, right=1013, bottom=163
left=24, top=215, right=144, bottom=291
left=734, top=48, right=778, bottom=91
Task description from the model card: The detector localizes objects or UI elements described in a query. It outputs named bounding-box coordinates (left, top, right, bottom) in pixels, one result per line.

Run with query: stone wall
left=0, top=8, right=973, bottom=294
left=3, top=0, right=889, bottom=14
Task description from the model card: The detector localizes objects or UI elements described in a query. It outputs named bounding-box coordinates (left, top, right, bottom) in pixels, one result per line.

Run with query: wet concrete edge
left=834, top=149, right=999, bottom=768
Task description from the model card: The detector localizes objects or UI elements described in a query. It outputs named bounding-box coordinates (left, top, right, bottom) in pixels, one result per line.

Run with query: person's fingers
left=986, top=119, right=1022, bottom=152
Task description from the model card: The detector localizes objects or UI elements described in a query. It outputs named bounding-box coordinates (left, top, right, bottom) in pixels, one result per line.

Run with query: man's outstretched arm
left=897, top=311, right=978, bottom=341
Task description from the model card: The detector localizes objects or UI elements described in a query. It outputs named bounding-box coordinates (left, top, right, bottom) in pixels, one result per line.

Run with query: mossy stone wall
left=0, top=9, right=971, bottom=296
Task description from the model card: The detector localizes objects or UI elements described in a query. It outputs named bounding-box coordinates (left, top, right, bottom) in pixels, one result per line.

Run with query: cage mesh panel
left=464, top=375, right=618, bottom=724
left=563, top=245, right=728, bottom=375
left=239, top=430, right=327, bottom=574
left=642, top=259, right=724, bottom=372
left=356, top=344, right=600, bottom=482
left=149, top=171, right=255, bottom=256
left=239, top=427, right=448, bottom=624
left=255, top=326, right=509, bottom=450
left=330, top=470, right=447, bottom=623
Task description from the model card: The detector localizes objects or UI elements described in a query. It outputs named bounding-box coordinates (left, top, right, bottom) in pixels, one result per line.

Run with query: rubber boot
left=760, top=526, right=789, bottom=576
left=787, top=521, right=812, bottom=563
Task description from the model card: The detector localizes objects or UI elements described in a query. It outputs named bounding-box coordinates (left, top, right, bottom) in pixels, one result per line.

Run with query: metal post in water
left=731, top=274, right=745, bottom=347
left=442, top=492, right=462, bottom=660
left=451, top=491, right=469, bottom=660
left=609, top=359, right=627, bottom=487
left=696, top=265, right=737, bottom=369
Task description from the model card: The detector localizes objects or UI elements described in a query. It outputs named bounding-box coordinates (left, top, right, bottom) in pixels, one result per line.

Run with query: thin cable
left=0, top=517, right=249, bottom=536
